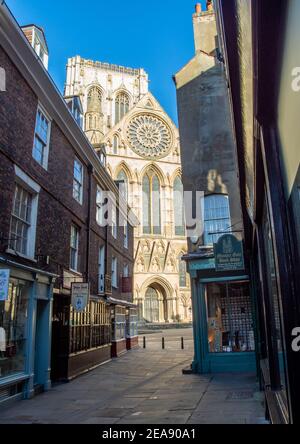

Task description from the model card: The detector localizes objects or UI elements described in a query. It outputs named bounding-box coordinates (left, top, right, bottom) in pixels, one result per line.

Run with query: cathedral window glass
left=142, top=171, right=161, bottom=235
left=116, top=170, right=128, bottom=203
left=179, top=255, right=187, bottom=288
left=115, top=92, right=129, bottom=124
left=204, top=195, right=231, bottom=245
left=173, top=176, right=185, bottom=236
left=113, top=135, right=119, bottom=154
left=87, top=86, right=102, bottom=112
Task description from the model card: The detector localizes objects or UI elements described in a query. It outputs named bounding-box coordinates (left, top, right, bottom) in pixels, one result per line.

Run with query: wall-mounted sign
left=214, top=234, right=245, bottom=272
left=0, top=269, right=10, bottom=301
left=71, top=282, right=89, bottom=312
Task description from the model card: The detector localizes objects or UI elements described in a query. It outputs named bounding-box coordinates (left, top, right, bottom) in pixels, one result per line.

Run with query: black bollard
left=181, top=337, right=184, bottom=350
left=162, top=337, right=165, bottom=349
left=143, top=336, right=146, bottom=349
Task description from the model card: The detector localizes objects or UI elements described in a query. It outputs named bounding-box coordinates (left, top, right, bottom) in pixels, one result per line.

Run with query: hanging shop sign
left=214, top=234, right=245, bottom=272
left=0, top=269, right=10, bottom=301
left=71, top=282, right=90, bottom=312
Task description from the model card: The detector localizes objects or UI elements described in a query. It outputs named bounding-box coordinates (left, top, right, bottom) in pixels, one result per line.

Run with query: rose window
left=127, top=114, right=171, bottom=158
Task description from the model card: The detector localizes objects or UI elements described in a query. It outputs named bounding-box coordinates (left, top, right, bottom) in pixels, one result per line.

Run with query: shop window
left=206, top=282, right=255, bottom=353
left=69, top=301, right=110, bottom=354
left=0, top=279, right=30, bottom=379
left=262, top=201, right=287, bottom=393
left=126, top=308, right=138, bottom=338
left=204, top=194, right=231, bottom=245
left=112, top=306, right=126, bottom=341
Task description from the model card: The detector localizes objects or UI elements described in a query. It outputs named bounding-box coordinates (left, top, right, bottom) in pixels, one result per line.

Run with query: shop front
left=107, top=298, right=138, bottom=358
left=0, top=258, right=55, bottom=405
left=51, top=294, right=111, bottom=382
left=185, top=235, right=257, bottom=374
left=126, top=307, right=138, bottom=350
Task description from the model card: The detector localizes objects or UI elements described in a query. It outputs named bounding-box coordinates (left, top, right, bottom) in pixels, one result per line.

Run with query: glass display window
left=0, top=278, right=30, bottom=379
left=205, top=281, right=255, bottom=353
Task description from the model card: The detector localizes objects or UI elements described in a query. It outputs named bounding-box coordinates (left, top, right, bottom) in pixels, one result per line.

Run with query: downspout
left=86, top=163, right=93, bottom=283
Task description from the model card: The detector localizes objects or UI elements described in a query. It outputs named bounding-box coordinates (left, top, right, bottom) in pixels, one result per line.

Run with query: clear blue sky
left=6, top=0, right=206, bottom=124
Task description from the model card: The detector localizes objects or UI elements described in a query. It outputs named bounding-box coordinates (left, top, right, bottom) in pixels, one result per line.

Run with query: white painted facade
left=65, top=56, right=191, bottom=323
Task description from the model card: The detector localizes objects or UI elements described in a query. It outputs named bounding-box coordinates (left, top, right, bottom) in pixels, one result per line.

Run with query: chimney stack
left=195, top=3, right=202, bottom=14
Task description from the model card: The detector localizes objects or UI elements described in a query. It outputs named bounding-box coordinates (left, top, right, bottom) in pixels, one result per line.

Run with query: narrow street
left=0, top=329, right=267, bottom=424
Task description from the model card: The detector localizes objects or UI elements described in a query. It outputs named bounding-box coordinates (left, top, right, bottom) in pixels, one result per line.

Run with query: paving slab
left=0, top=328, right=268, bottom=425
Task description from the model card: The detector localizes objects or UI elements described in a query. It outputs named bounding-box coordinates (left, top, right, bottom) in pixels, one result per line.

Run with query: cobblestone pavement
left=0, top=329, right=268, bottom=424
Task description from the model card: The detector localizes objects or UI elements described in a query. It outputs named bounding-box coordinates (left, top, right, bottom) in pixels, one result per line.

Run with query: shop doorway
left=34, top=299, right=49, bottom=392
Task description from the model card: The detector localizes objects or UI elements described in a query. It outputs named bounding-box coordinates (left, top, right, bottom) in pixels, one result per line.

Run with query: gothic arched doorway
left=144, top=287, right=159, bottom=323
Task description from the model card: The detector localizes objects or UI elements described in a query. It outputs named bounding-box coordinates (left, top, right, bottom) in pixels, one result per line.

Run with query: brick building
left=0, top=2, right=137, bottom=404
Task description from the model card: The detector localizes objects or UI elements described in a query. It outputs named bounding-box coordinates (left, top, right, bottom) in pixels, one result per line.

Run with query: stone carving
left=127, top=114, right=171, bottom=159
left=151, top=257, right=161, bottom=273
left=136, top=256, right=145, bottom=272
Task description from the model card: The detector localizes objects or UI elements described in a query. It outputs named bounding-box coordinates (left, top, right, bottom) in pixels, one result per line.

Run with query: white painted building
left=65, top=56, right=191, bottom=323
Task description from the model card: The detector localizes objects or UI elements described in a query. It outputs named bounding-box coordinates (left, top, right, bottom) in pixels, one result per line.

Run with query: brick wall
left=0, top=45, right=134, bottom=301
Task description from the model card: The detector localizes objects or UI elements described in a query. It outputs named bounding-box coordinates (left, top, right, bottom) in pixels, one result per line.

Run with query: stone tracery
left=127, top=114, right=172, bottom=159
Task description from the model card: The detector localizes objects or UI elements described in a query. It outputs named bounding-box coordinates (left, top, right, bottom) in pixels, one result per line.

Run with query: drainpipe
left=86, top=164, right=93, bottom=283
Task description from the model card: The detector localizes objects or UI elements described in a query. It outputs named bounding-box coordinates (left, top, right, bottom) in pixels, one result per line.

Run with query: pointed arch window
left=143, top=171, right=161, bottom=235
left=173, top=176, right=185, bottom=236
left=87, top=86, right=102, bottom=112
left=178, top=254, right=187, bottom=288
left=115, top=92, right=130, bottom=124
left=116, top=169, right=128, bottom=202
left=113, top=135, right=119, bottom=154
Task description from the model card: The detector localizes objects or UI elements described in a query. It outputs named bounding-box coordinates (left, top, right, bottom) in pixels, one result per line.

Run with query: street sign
left=214, top=234, right=245, bottom=272
left=0, top=269, right=10, bottom=301
left=71, top=282, right=89, bottom=312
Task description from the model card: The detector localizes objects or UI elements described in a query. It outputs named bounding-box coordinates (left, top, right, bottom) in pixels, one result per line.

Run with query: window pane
left=143, top=175, right=151, bottom=234
left=152, top=175, right=161, bottom=235
left=204, top=195, right=231, bottom=245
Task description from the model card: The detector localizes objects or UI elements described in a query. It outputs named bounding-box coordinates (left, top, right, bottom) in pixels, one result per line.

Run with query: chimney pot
left=195, top=3, right=202, bottom=14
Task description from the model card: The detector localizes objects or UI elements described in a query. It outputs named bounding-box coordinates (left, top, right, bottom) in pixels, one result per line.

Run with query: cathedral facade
left=65, top=56, right=191, bottom=323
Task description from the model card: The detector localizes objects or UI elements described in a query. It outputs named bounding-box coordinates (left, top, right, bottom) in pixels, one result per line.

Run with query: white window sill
left=32, top=157, right=48, bottom=171
left=69, top=268, right=82, bottom=276
left=6, top=249, right=37, bottom=263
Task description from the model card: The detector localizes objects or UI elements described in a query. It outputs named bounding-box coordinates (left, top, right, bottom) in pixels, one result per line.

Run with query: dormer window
left=21, top=25, right=49, bottom=69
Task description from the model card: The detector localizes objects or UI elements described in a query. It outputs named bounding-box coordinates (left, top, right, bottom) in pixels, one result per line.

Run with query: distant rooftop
left=77, top=56, right=145, bottom=76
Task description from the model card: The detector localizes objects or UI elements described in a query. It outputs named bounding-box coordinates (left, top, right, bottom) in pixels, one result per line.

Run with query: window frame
left=7, top=166, right=40, bottom=261
left=96, top=185, right=104, bottom=226
left=73, top=157, right=84, bottom=205
left=203, top=194, right=231, bottom=246
left=112, top=257, right=118, bottom=289
left=111, top=207, right=117, bottom=239
left=32, top=104, right=51, bottom=170
left=142, top=171, right=162, bottom=235
left=70, top=224, right=80, bottom=272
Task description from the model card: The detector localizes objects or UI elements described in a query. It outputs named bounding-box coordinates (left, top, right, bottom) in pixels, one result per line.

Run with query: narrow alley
left=0, top=330, right=267, bottom=424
